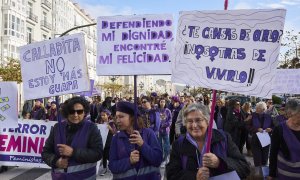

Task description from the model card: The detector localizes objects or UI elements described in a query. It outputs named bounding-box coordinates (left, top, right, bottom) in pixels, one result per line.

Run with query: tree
left=0, top=57, right=22, bottom=83
left=279, top=30, right=300, bottom=69
left=100, top=82, right=123, bottom=97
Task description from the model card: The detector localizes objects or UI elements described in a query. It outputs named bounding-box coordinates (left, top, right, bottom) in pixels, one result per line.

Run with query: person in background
left=111, top=97, right=120, bottom=117
left=274, top=105, right=288, bottom=127
left=169, top=96, right=184, bottom=145
left=265, top=99, right=279, bottom=120
left=42, top=96, right=103, bottom=179
left=224, top=99, right=245, bottom=153
left=47, top=101, right=57, bottom=121
left=109, top=101, right=163, bottom=179
left=96, top=109, right=117, bottom=176
left=139, top=96, right=160, bottom=136
left=21, top=111, right=31, bottom=119
left=268, top=99, right=300, bottom=180
left=90, top=96, right=102, bottom=123
left=30, top=99, right=46, bottom=120
left=158, top=98, right=172, bottom=167
left=214, top=98, right=227, bottom=130
left=166, top=104, right=250, bottom=179
left=175, top=95, right=194, bottom=137
left=241, top=102, right=253, bottom=156
left=203, top=94, right=211, bottom=110
left=102, top=97, right=113, bottom=112
left=247, top=101, right=274, bottom=167
left=179, top=96, right=185, bottom=105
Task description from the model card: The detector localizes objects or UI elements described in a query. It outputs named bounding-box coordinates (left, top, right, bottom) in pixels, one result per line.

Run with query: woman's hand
left=129, top=130, right=144, bottom=147
left=57, top=144, right=73, bottom=157
left=202, top=153, right=220, bottom=168
left=244, top=115, right=252, bottom=121
left=56, top=157, right=68, bottom=169
left=196, top=167, right=210, bottom=180
left=265, top=128, right=272, bottom=133
left=258, top=128, right=264, bottom=133
left=129, top=150, right=140, bottom=164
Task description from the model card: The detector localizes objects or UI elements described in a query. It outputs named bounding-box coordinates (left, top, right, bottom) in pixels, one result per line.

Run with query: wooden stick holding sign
left=205, top=0, right=228, bottom=153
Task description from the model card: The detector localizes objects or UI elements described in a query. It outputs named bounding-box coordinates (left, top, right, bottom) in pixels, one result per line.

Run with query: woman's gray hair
left=285, top=99, right=300, bottom=116
left=256, top=101, right=267, bottom=111
left=183, top=103, right=210, bottom=124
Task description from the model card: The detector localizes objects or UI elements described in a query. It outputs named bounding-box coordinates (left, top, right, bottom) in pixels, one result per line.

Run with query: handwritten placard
left=0, top=82, right=18, bottom=128
left=97, top=14, right=174, bottom=75
left=172, top=9, right=286, bottom=98
left=20, top=33, right=90, bottom=100
left=272, top=69, right=300, bottom=94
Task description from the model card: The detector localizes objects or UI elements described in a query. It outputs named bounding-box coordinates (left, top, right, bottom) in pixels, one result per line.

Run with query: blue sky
left=74, top=0, right=300, bottom=32
left=74, top=0, right=300, bottom=81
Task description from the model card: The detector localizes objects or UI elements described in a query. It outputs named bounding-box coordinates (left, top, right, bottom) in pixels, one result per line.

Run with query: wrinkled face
left=116, top=111, right=132, bottom=131
left=159, top=100, right=166, bottom=108
left=141, top=99, right=151, bottom=109
left=256, top=106, right=264, bottom=114
left=186, top=110, right=208, bottom=140
left=101, top=112, right=109, bottom=121
left=68, top=103, right=85, bottom=124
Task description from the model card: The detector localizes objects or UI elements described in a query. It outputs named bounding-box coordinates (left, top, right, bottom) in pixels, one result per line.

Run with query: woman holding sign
left=42, top=96, right=103, bottom=179
left=268, top=99, right=300, bottom=180
left=109, top=101, right=163, bottom=180
left=166, top=104, right=250, bottom=180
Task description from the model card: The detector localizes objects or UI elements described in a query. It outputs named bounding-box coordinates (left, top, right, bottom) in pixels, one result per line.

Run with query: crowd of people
left=13, top=92, right=300, bottom=179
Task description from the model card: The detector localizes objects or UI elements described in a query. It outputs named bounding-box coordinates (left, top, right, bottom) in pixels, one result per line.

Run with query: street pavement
left=0, top=150, right=254, bottom=180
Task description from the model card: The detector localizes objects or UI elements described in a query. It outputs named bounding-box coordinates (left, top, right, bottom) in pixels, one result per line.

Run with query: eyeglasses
left=186, top=118, right=206, bottom=125
left=70, top=109, right=84, bottom=115
left=142, top=101, right=148, bottom=104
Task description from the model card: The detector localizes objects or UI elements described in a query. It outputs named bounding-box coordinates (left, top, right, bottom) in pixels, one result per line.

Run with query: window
left=4, top=14, right=8, bottom=35
left=28, top=2, right=33, bottom=15
left=42, top=34, right=47, bottom=40
left=27, top=27, right=32, bottom=43
left=43, top=12, right=47, bottom=22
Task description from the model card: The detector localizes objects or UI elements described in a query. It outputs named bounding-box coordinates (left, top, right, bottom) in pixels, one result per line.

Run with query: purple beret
left=35, top=98, right=43, bottom=103
left=172, top=96, right=180, bottom=102
left=151, top=92, right=158, bottom=97
left=101, top=109, right=111, bottom=116
left=116, top=101, right=135, bottom=116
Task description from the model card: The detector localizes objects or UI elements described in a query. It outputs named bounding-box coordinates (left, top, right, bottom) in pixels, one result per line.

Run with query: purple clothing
left=52, top=120, right=96, bottom=179
left=30, top=106, right=46, bottom=120
left=277, top=122, right=300, bottom=180
left=140, top=108, right=161, bottom=135
left=109, top=128, right=163, bottom=180
left=248, top=113, right=273, bottom=134
left=158, top=108, right=172, bottom=135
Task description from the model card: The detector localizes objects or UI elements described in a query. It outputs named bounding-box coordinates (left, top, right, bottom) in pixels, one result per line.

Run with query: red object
left=224, top=0, right=229, bottom=10
left=205, top=90, right=217, bottom=153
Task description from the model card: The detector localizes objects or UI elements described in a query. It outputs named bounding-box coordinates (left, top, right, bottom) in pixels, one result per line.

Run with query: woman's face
left=159, top=100, right=166, bottom=108
left=68, top=103, right=85, bottom=124
left=256, top=106, right=264, bottom=114
left=186, top=110, right=208, bottom=141
left=216, top=100, right=222, bottom=107
left=101, top=112, right=109, bottom=121
left=116, top=111, right=132, bottom=131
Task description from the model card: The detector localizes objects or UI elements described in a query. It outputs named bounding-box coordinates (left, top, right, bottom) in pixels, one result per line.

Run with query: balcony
left=41, top=20, right=52, bottom=30
left=27, top=12, right=38, bottom=23
left=41, top=0, right=51, bottom=9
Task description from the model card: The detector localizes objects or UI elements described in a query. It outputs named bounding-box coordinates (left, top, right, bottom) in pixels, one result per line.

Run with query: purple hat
left=172, top=96, right=180, bottom=102
left=116, top=101, right=135, bottom=116
left=101, top=109, right=111, bottom=116
left=35, top=98, right=43, bottom=103
left=151, top=92, right=158, bottom=97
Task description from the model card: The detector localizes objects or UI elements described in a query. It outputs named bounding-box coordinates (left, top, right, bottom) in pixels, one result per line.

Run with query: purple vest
left=252, top=113, right=272, bottom=129
left=277, top=122, right=300, bottom=180
left=52, top=120, right=96, bottom=180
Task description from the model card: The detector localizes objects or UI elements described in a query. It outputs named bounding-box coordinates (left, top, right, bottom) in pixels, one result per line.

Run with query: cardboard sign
left=0, top=82, right=18, bottom=128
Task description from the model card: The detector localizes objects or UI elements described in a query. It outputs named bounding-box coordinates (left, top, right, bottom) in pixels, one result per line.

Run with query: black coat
left=41, top=120, right=103, bottom=168
left=214, top=106, right=227, bottom=129
left=166, top=129, right=250, bottom=180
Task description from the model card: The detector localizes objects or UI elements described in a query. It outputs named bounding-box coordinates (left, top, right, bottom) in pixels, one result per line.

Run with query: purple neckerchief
left=186, top=132, right=207, bottom=168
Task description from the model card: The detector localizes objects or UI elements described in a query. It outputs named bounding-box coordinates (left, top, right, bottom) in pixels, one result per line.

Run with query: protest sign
left=76, top=79, right=94, bottom=97
left=0, top=120, right=109, bottom=168
left=0, top=82, right=18, bottom=128
left=172, top=9, right=286, bottom=98
left=20, top=33, right=90, bottom=100
left=97, top=14, right=174, bottom=75
left=272, top=69, right=300, bottom=94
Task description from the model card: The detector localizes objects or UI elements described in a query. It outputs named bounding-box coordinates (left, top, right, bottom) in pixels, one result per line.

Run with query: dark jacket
left=166, top=129, right=250, bottom=180
left=42, top=119, right=103, bottom=168
left=214, top=106, right=227, bottom=129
